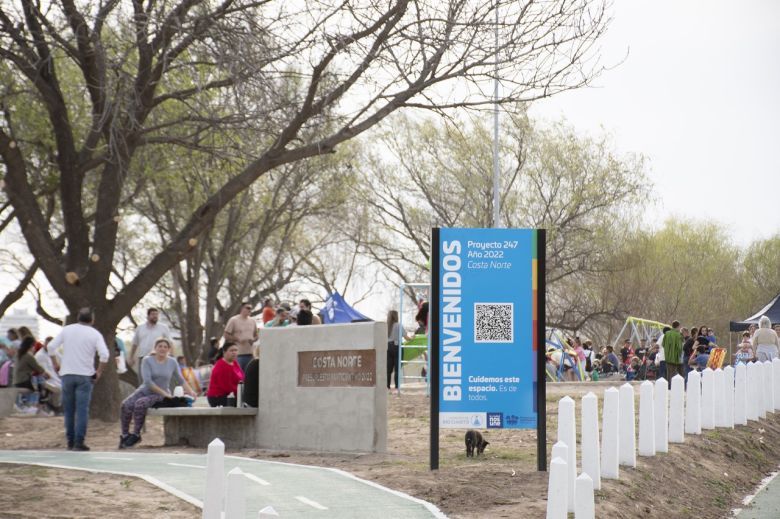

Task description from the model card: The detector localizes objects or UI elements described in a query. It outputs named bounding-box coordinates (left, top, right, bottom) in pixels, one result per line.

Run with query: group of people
left=3, top=297, right=321, bottom=451
left=546, top=316, right=780, bottom=386
left=545, top=335, right=599, bottom=381
left=118, top=299, right=319, bottom=447
left=1, top=327, right=60, bottom=415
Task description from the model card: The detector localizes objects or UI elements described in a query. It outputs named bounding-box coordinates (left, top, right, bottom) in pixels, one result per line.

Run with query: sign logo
left=487, top=413, right=503, bottom=428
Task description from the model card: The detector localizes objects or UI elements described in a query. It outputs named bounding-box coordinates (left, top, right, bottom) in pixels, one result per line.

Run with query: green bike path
left=0, top=450, right=445, bottom=518
left=738, top=471, right=780, bottom=519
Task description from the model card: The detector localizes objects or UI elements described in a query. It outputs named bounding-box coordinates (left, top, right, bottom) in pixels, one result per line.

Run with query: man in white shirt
left=47, top=308, right=109, bottom=451
left=128, top=308, right=172, bottom=368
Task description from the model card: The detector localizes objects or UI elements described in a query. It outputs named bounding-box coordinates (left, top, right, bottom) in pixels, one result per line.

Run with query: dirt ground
left=2, top=383, right=780, bottom=518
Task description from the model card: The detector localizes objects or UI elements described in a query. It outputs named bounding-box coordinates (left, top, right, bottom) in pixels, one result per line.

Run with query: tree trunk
left=89, top=327, right=121, bottom=421
left=90, top=349, right=121, bottom=422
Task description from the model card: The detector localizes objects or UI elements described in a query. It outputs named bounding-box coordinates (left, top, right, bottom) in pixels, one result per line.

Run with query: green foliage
left=598, top=220, right=779, bottom=342
left=354, top=109, right=650, bottom=330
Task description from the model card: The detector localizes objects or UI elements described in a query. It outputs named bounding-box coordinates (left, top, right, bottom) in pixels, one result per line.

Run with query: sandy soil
left=2, top=383, right=780, bottom=518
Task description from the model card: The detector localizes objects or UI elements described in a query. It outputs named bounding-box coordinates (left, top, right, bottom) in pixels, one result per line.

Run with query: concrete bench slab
left=148, top=407, right=257, bottom=417
left=148, top=406, right=257, bottom=449
left=0, top=388, right=23, bottom=417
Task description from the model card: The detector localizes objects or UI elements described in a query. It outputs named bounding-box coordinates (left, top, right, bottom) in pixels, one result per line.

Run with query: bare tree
left=136, top=152, right=356, bottom=363
left=352, top=111, right=649, bottom=332
left=1, top=0, right=610, bottom=418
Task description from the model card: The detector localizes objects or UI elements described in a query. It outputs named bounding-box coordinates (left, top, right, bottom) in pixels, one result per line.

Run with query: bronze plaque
left=298, top=349, right=376, bottom=387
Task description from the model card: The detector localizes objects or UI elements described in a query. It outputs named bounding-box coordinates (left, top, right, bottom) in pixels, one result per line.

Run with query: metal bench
left=147, top=406, right=257, bottom=448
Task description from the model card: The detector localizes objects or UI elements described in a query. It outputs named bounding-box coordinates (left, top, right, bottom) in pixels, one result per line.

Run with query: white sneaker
left=38, top=408, right=54, bottom=417
left=24, top=406, right=39, bottom=415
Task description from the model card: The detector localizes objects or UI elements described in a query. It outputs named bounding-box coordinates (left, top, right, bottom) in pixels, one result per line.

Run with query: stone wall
left=255, top=321, right=387, bottom=453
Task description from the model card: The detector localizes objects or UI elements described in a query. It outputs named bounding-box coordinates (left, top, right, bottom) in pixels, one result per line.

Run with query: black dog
left=465, top=430, right=489, bottom=457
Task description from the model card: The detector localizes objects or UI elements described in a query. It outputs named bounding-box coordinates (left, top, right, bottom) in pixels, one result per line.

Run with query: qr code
left=474, top=303, right=513, bottom=343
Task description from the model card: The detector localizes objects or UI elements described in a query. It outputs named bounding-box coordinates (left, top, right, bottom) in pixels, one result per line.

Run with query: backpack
left=584, top=350, right=593, bottom=372
left=0, top=360, right=12, bottom=387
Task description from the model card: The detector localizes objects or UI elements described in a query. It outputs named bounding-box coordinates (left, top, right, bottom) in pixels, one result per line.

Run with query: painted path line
left=244, top=472, right=270, bottom=486
left=295, top=496, right=328, bottom=510
left=168, top=462, right=205, bottom=469
left=94, top=457, right=134, bottom=461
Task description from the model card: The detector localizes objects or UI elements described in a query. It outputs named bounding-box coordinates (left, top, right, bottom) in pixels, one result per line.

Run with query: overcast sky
left=530, top=0, right=780, bottom=246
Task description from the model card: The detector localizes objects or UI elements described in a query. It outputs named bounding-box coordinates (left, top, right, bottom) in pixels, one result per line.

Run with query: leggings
left=387, top=348, right=399, bottom=389
left=121, top=389, right=164, bottom=435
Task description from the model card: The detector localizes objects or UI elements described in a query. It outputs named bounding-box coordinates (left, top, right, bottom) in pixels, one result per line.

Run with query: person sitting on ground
left=753, top=316, right=779, bottom=362
left=119, top=338, right=196, bottom=448
left=13, top=336, right=49, bottom=413
left=734, top=336, right=755, bottom=365
left=206, top=342, right=244, bottom=407
left=590, top=359, right=601, bottom=381
left=689, top=342, right=710, bottom=372
left=625, top=356, right=641, bottom=381
left=619, top=339, right=631, bottom=368
left=603, top=346, right=620, bottom=373
left=635, top=338, right=649, bottom=360
left=35, top=338, right=62, bottom=414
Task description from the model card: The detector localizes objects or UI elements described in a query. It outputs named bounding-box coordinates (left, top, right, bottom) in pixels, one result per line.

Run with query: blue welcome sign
left=430, top=228, right=546, bottom=470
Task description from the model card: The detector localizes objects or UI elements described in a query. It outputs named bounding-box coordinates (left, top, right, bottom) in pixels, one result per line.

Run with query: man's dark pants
left=237, top=354, right=253, bottom=373
left=665, top=363, right=684, bottom=388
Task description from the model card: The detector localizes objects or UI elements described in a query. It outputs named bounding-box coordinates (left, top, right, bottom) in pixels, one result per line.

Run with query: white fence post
left=224, top=467, right=246, bottom=519
left=764, top=361, right=775, bottom=414
left=546, top=457, right=568, bottom=519
left=735, top=363, right=748, bottom=425
left=619, top=383, right=636, bottom=468
left=714, top=369, right=727, bottom=427
left=747, top=362, right=760, bottom=421
left=758, top=362, right=768, bottom=419
left=685, top=371, right=702, bottom=435
left=581, top=392, right=601, bottom=490
left=669, top=375, right=685, bottom=443
left=654, top=378, right=668, bottom=452
left=574, top=473, right=595, bottom=519
left=601, top=387, right=620, bottom=480
left=723, top=365, right=735, bottom=428
left=701, top=368, right=715, bottom=430
left=557, top=396, right=577, bottom=513
left=773, top=359, right=780, bottom=411
left=203, top=438, right=225, bottom=519
left=638, top=381, right=655, bottom=457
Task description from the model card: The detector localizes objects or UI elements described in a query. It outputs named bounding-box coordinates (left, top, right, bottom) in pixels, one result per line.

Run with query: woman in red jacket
left=207, top=342, right=244, bottom=407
